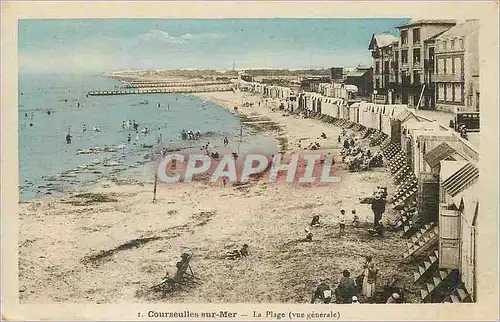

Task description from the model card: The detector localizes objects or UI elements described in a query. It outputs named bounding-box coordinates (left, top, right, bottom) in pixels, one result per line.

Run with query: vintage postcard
left=1, top=1, right=498, bottom=321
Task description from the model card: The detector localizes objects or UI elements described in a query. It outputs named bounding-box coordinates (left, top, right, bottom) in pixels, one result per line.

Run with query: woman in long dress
left=362, top=256, right=377, bottom=301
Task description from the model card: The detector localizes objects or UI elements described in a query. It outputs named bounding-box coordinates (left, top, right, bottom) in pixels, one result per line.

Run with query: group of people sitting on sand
left=340, top=135, right=383, bottom=172
left=311, top=255, right=401, bottom=304
left=181, top=129, right=201, bottom=140
left=297, top=132, right=330, bottom=151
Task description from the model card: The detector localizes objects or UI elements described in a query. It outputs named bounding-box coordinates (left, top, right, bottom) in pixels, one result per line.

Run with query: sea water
left=18, top=73, right=277, bottom=200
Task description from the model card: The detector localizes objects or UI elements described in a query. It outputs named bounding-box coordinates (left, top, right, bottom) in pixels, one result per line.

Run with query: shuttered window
left=454, top=83, right=462, bottom=102
left=454, top=57, right=462, bottom=76
left=438, top=83, right=445, bottom=100
left=446, top=58, right=453, bottom=75
left=446, top=83, right=453, bottom=101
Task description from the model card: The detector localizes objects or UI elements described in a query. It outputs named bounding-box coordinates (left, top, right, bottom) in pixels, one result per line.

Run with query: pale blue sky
left=19, top=18, right=408, bottom=74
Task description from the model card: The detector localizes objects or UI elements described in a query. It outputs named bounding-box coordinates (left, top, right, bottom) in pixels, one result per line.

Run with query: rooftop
left=368, top=33, right=398, bottom=50
left=396, top=19, right=456, bottom=29
left=424, top=30, right=449, bottom=42
left=436, top=19, right=480, bottom=39
left=424, top=142, right=464, bottom=170
left=346, top=69, right=369, bottom=77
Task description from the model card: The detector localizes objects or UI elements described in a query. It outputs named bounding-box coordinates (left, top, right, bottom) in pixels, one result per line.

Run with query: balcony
left=391, top=61, right=398, bottom=69
left=433, top=73, right=462, bottom=82
left=413, top=60, right=422, bottom=68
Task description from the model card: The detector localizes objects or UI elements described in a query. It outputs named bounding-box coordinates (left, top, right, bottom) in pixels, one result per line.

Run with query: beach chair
left=151, top=253, right=199, bottom=294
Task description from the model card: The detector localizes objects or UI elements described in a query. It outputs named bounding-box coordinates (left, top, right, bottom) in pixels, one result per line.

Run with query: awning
left=424, top=142, right=459, bottom=170
left=441, top=161, right=479, bottom=197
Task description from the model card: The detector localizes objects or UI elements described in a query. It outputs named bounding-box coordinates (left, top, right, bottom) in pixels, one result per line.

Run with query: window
left=413, top=48, right=421, bottom=65
left=413, top=70, right=421, bottom=84
left=446, top=83, right=453, bottom=101
left=454, top=83, right=462, bottom=102
left=438, top=83, right=445, bottom=100
left=375, top=62, right=380, bottom=74
left=443, top=41, right=447, bottom=51
left=451, top=39, right=455, bottom=50
left=394, top=50, right=399, bottom=61
left=401, top=30, right=408, bottom=45
left=375, top=79, right=380, bottom=89
left=384, top=61, right=389, bottom=73
left=402, top=50, right=408, bottom=64
left=429, top=47, right=435, bottom=61
left=413, top=28, right=421, bottom=44
left=460, top=38, right=465, bottom=49
left=446, top=58, right=453, bottom=74
left=402, top=70, right=410, bottom=84
left=454, top=57, right=462, bottom=75
left=438, top=58, right=445, bottom=74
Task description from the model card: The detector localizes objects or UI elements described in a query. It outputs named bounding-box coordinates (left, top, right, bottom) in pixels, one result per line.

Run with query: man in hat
left=386, top=292, right=401, bottom=303
left=371, top=193, right=386, bottom=232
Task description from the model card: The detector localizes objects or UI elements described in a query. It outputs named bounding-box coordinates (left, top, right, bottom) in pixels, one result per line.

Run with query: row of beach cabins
left=247, top=81, right=479, bottom=303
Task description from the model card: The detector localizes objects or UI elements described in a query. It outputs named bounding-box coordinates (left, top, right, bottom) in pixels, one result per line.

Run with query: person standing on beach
left=223, top=136, right=229, bottom=147
left=362, top=256, right=377, bottom=302
left=352, top=210, right=360, bottom=228
left=339, top=209, right=346, bottom=235
left=82, top=124, right=87, bottom=132
left=65, top=132, right=72, bottom=144
left=127, top=133, right=131, bottom=144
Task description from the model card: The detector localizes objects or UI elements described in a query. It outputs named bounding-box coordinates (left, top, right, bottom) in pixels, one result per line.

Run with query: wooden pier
left=124, top=81, right=231, bottom=88
left=87, top=87, right=233, bottom=96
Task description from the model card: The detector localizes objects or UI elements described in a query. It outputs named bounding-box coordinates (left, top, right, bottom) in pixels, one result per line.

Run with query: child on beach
left=339, top=209, right=346, bottom=235
left=352, top=210, right=360, bottom=228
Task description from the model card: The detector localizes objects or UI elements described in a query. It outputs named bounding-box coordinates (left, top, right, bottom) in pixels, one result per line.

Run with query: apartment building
left=368, top=33, right=398, bottom=103
left=392, top=20, right=457, bottom=109
left=434, top=20, right=480, bottom=112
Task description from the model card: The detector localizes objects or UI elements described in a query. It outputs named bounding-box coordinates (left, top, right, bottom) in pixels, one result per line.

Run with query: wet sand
left=19, top=90, right=420, bottom=304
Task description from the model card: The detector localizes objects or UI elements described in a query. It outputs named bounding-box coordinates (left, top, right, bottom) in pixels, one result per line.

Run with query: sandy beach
left=19, top=90, right=419, bottom=304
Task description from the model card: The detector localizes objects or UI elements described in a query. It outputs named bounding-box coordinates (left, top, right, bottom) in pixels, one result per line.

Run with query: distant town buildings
left=345, top=66, right=373, bottom=99
left=329, top=67, right=344, bottom=83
